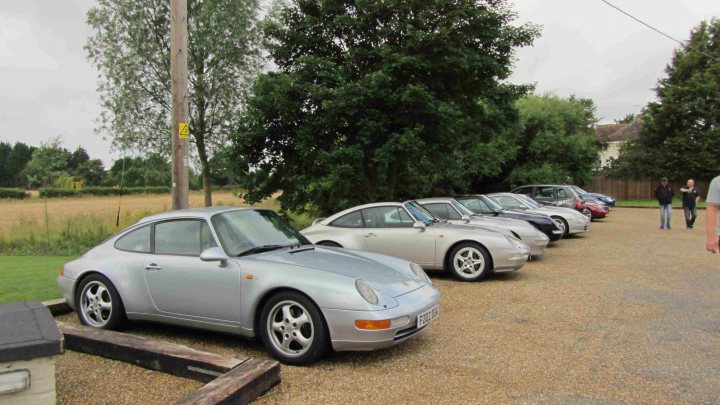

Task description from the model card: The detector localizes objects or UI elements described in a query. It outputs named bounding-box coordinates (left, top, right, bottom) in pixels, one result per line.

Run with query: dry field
left=54, top=208, right=720, bottom=404
left=0, top=191, right=250, bottom=234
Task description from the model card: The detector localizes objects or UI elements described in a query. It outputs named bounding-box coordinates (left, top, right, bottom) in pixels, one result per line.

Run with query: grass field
left=0, top=191, right=313, bottom=256
left=0, top=256, right=69, bottom=303
left=616, top=198, right=707, bottom=208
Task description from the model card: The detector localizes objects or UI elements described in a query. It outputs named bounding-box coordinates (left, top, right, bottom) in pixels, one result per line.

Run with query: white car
left=488, top=193, right=590, bottom=236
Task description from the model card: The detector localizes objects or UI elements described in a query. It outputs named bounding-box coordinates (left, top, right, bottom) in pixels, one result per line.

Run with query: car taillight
left=59, top=266, right=64, bottom=276
left=575, top=200, right=583, bottom=209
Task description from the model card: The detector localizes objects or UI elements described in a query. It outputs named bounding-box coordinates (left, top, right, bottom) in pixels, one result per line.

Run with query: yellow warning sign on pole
left=179, top=122, right=189, bottom=139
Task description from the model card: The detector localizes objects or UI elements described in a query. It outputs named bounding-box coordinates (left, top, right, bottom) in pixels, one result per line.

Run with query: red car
left=584, top=202, right=608, bottom=221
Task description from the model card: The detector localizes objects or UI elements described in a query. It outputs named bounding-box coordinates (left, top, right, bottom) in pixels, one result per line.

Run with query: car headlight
left=410, top=262, right=432, bottom=285
left=355, top=279, right=378, bottom=305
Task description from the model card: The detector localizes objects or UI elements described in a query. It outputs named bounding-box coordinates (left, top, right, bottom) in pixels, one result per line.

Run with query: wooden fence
left=587, top=176, right=709, bottom=200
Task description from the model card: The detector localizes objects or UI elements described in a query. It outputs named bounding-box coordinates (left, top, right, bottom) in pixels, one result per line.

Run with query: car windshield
left=451, top=200, right=475, bottom=216
left=490, top=195, right=531, bottom=210
left=480, top=195, right=503, bottom=211
left=211, top=209, right=310, bottom=256
left=403, top=201, right=437, bottom=225
left=571, top=186, right=588, bottom=195
left=516, top=194, right=541, bottom=209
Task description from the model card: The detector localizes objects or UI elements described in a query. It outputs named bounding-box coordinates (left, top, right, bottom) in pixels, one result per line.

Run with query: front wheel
left=75, top=274, right=126, bottom=330
left=446, top=242, right=491, bottom=281
left=552, top=216, right=569, bottom=237
left=259, top=292, right=329, bottom=365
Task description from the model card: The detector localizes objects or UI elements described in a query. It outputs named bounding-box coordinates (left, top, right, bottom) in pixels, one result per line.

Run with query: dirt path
left=55, top=208, right=720, bottom=404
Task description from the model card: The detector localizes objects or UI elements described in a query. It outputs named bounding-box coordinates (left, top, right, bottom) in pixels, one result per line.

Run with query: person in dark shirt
left=654, top=177, right=674, bottom=230
left=680, top=179, right=700, bottom=230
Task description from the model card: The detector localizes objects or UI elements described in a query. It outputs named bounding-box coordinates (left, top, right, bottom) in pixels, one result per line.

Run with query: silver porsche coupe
left=300, top=201, right=530, bottom=281
left=57, top=207, right=440, bottom=365
left=488, top=193, right=590, bottom=236
left=416, top=197, right=550, bottom=257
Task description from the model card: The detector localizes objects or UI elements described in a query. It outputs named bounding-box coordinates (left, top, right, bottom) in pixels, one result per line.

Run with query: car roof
left=137, top=206, right=261, bottom=224
left=321, top=201, right=420, bottom=225
left=415, top=197, right=455, bottom=204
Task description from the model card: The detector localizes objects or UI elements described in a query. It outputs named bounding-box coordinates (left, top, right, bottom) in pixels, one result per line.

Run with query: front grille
left=393, top=324, right=427, bottom=341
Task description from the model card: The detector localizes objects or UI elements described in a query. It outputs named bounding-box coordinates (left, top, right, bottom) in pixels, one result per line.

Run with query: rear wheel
left=316, top=241, right=342, bottom=247
left=259, top=291, right=329, bottom=365
left=75, top=274, right=126, bottom=330
left=446, top=242, right=491, bottom=281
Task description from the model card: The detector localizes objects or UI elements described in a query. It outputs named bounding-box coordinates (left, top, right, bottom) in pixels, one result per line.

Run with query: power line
left=598, top=0, right=719, bottom=62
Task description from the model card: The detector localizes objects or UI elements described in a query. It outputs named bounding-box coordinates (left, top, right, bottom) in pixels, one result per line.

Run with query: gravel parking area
left=56, top=208, right=720, bottom=403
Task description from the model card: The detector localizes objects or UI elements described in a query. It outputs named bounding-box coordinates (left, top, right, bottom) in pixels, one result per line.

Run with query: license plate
left=417, top=305, right=440, bottom=328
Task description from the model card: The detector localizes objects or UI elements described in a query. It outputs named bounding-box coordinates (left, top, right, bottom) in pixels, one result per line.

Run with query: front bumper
left=493, top=245, right=530, bottom=272
left=524, top=236, right=549, bottom=257
left=567, top=219, right=590, bottom=234
left=322, top=284, right=441, bottom=352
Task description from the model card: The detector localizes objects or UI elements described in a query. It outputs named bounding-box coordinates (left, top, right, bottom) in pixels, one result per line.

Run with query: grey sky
left=0, top=0, right=718, bottom=165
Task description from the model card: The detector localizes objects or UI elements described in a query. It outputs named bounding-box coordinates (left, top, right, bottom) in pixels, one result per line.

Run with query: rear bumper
left=323, top=284, right=441, bottom=352
left=57, top=275, right=76, bottom=310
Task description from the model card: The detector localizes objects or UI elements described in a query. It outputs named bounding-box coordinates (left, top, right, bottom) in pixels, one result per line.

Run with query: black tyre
left=316, top=241, right=342, bottom=247
left=75, top=273, right=126, bottom=330
left=259, top=291, right=329, bottom=365
left=446, top=242, right=491, bottom=281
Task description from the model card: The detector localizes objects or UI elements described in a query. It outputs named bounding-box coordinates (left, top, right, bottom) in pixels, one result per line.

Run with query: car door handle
left=145, top=263, right=163, bottom=271
left=364, top=233, right=377, bottom=238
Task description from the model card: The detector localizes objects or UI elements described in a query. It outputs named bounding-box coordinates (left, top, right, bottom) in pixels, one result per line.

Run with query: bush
left=0, top=188, right=29, bottom=199
left=38, top=186, right=170, bottom=198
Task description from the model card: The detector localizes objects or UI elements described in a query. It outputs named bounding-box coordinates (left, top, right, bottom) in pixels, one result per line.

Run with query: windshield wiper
left=237, top=244, right=299, bottom=257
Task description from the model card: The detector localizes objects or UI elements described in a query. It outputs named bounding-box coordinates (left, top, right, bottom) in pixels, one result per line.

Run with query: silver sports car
left=301, top=201, right=530, bottom=281
left=57, top=207, right=440, bottom=365
left=416, top=197, right=549, bottom=257
left=488, top=193, right=590, bottom=236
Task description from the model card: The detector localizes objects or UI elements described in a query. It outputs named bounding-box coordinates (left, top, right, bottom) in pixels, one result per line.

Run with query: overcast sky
left=0, top=0, right=718, bottom=165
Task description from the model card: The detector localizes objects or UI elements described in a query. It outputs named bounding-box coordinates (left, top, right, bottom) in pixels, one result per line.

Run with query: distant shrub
left=39, top=186, right=170, bottom=198
left=0, top=188, right=29, bottom=199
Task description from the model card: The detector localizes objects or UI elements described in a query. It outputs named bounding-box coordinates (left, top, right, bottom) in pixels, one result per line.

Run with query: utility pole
left=170, top=0, right=189, bottom=210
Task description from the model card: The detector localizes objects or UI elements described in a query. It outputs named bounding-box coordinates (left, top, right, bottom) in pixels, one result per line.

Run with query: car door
left=361, top=206, right=436, bottom=265
left=534, top=186, right=557, bottom=205
left=143, top=219, right=242, bottom=323
left=555, top=187, right=574, bottom=208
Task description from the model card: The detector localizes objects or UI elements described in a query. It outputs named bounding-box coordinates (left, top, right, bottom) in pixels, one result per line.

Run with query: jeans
left=684, top=205, right=697, bottom=229
left=659, top=204, right=672, bottom=229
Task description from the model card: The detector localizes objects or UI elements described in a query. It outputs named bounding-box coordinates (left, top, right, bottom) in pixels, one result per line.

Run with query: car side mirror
left=413, top=221, right=426, bottom=232
left=200, top=247, right=230, bottom=267
left=461, top=214, right=471, bottom=223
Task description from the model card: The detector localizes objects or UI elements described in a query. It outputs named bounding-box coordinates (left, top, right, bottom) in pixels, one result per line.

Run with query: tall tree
left=22, top=137, right=71, bottom=189
left=109, top=155, right=172, bottom=187
left=0, top=142, right=11, bottom=187
left=86, top=0, right=262, bottom=206
left=232, top=0, right=539, bottom=215
left=614, top=19, right=720, bottom=181
left=505, top=94, right=600, bottom=187
left=2, top=142, right=35, bottom=188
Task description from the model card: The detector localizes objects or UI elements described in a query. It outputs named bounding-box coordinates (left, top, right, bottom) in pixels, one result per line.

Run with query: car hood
left=249, top=246, right=424, bottom=298
left=435, top=221, right=511, bottom=237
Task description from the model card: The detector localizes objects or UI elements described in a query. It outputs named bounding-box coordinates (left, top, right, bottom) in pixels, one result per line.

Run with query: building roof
left=596, top=115, right=643, bottom=142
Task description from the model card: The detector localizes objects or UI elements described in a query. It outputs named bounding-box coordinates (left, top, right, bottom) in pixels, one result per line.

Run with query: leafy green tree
left=108, top=155, right=172, bottom=187
left=22, top=137, right=71, bottom=189
left=505, top=94, right=600, bottom=187
left=2, top=142, right=35, bottom=187
left=614, top=19, right=720, bottom=181
left=86, top=0, right=262, bottom=206
left=232, top=0, right=539, bottom=215
left=76, top=159, right=107, bottom=186
left=0, top=142, right=11, bottom=187
left=68, top=147, right=90, bottom=173
left=614, top=113, right=636, bottom=124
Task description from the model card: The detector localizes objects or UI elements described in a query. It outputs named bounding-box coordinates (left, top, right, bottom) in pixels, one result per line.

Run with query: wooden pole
left=170, top=0, right=189, bottom=210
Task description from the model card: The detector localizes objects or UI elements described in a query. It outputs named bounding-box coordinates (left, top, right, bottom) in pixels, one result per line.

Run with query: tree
left=108, top=155, right=172, bottom=187
left=22, top=137, right=71, bottom=189
left=614, top=19, right=720, bottom=181
left=76, top=159, right=107, bottom=186
left=505, top=94, right=600, bottom=187
left=232, top=0, right=539, bottom=215
left=2, top=142, right=35, bottom=187
left=68, top=147, right=90, bottom=173
left=614, top=113, right=636, bottom=124
left=0, top=142, right=11, bottom=187
left=85, top=0, right=262, bottom=206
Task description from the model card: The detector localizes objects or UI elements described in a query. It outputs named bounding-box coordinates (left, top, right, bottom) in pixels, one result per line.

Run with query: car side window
left=538, top=186, right=555, bottom=198
left=155, top=220, right=205, bottom=256
left=330, top=211, right=364, bottom=228
left=515, top=187, right=532, bottom=195
left=557, top=188, right=568, bottom=199
left=362, top=206, right=410, bottom=228
left=424, top=203, right=462, bottom=220
left=458, top=198, right=487, bottom=214
left=200, top=221, right=218, bottom=251
left=115, top=225, right=151, bottom=253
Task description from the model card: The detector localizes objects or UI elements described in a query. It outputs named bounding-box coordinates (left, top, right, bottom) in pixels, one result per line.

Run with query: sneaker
left=668, top=227, right=672, bottom=230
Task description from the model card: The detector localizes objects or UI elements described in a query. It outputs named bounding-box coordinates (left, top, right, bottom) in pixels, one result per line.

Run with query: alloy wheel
left=267, top=300, right=315, bottom=357
left=453, top=247, right=486, bottom=279
left=80, top=281, right=113, bottom=327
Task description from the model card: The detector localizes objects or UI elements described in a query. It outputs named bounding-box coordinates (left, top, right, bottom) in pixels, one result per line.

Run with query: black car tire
left=259, top=291, right=329, bottom=365
left=75, top=273, right=126, bottom=330
left=446, top=242, right=491, bottom=282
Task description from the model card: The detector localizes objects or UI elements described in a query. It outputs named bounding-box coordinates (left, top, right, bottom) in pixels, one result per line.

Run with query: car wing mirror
left=461, top=214, right=471, bottom=223
left=413, top=221, right=426, bottom=232
left=200, top=247, right=230, bottom=267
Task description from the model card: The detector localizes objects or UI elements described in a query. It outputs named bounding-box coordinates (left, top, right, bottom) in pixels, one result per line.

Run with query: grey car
left=300, top=200, right=530, bottom=281
left=57, top=207, right=440, bottom=365
left=488, top=193, right=590, bottom=236
left=416, top=197, right=549, bottom=257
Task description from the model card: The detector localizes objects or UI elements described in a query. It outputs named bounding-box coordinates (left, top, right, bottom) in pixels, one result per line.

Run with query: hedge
left=0, top=188, right=29, bottom=199
left=39, top=186, right=171, bottom=198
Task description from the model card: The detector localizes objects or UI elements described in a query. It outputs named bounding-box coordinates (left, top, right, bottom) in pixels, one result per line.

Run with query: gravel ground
left=55, top=208, right=720, bottom=404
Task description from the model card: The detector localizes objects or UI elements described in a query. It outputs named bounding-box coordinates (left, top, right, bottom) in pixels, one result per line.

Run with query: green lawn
left=0, top=256, right=71, bottom=303
left=616, top=198, right=706, bottom=209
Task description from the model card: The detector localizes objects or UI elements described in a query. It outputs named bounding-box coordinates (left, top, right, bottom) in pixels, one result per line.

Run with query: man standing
left=706, top=175, right=720, bottom=253
left=680, top=179, right=701, bottom=230
left=654, top=177, right=674, bottom=230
